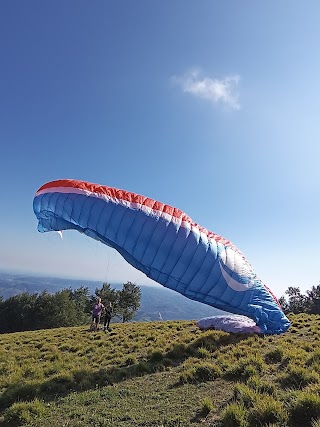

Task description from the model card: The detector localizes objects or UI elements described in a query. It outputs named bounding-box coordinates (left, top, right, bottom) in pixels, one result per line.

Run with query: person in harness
left=90, top=297, right=104, bottom=331
left=103, top=301, right=113, bottom=332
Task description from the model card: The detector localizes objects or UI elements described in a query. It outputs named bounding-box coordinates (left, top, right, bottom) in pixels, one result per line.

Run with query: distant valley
left=0, top=271, right=224, bottom=321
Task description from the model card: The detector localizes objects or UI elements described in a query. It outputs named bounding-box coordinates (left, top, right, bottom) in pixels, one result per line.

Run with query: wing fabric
left=33, top=179, right=290, bottom=334
left=197, top=315, right=262, bottom=334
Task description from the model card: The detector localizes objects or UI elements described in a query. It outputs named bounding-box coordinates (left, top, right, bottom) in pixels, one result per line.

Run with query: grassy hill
left=0, top=314, right=319, bottom=427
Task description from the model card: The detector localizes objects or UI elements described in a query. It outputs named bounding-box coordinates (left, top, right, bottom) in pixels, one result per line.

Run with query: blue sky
left=1, top=1, right=319, bottom=298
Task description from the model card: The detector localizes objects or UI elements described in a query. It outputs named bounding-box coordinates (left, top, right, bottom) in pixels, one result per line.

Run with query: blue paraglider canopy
left=33, top=179, right=290, bottom=335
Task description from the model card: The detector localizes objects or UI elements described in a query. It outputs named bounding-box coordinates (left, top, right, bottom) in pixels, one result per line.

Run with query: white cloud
left=172, top=70, right=240, bottom=110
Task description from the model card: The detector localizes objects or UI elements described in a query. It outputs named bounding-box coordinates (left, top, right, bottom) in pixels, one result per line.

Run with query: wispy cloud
left=172, top=70, right=240, bottom=110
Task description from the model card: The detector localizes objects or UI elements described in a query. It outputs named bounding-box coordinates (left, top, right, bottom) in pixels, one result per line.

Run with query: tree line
left=0, top=280, right=319, bottom=334
left=0, top=281, right=141, bottom=334
left=279, top=284, right=320, bottom=315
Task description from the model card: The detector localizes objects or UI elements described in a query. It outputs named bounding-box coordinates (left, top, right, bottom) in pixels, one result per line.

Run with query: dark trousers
left=104, top=316, right=111, bottom=328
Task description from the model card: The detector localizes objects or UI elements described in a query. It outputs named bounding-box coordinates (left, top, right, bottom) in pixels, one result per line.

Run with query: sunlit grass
left=0, top=314, right=319, bottom=426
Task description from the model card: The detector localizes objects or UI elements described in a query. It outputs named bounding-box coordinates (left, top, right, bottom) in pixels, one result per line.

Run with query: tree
left=306, top=284, right=320, bottom=314
left=117, top=282, right=141, bottom=322
left=0, top=286, right=93, bottom=333
left=278, top=295, right=289, bottom=313
left=284, top=286, right=308, bottom=314
left=96, top=282, right=118, bottom=305
left=280, top=284, right=320, bottom=314
left=69, top=286, right=91, bottom=323
left=33, top=290, right=79, bottom=329
left=0, top=292, right=38, bottom=333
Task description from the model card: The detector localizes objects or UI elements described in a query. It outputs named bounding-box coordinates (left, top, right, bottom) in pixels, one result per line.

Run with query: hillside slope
left=0, top=314, right=319, bottom=426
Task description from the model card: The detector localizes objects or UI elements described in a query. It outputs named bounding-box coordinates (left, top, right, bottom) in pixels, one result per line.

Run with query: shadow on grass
left=0, top=331, right=253, bottom=414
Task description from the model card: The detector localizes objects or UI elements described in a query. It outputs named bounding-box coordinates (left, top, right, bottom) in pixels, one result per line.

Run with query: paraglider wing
left=197, top=315, right=262, bottom=334
left=33, top=179, right=290, bottom=334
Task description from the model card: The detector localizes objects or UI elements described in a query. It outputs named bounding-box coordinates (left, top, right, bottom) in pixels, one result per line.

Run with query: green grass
left=0, top=313, right=319, bottom=426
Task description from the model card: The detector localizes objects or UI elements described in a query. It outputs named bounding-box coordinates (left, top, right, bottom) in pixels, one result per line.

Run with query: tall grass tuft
left=3, top=399, right=47, bottom=426
left=199, top=397, right=214, bottom=416
left=233, top=383, right=257, bottom=408
left=247, top=395, right=288, bottom=426
left=280, top=366, right=320, bottom=389
left=288, top=391, right=320, bottom=426
left=180, top=361, right=222, bottom=383
left=221, top=403, right=248, bottom=427
left=246, top=375, right=276, bottom=395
